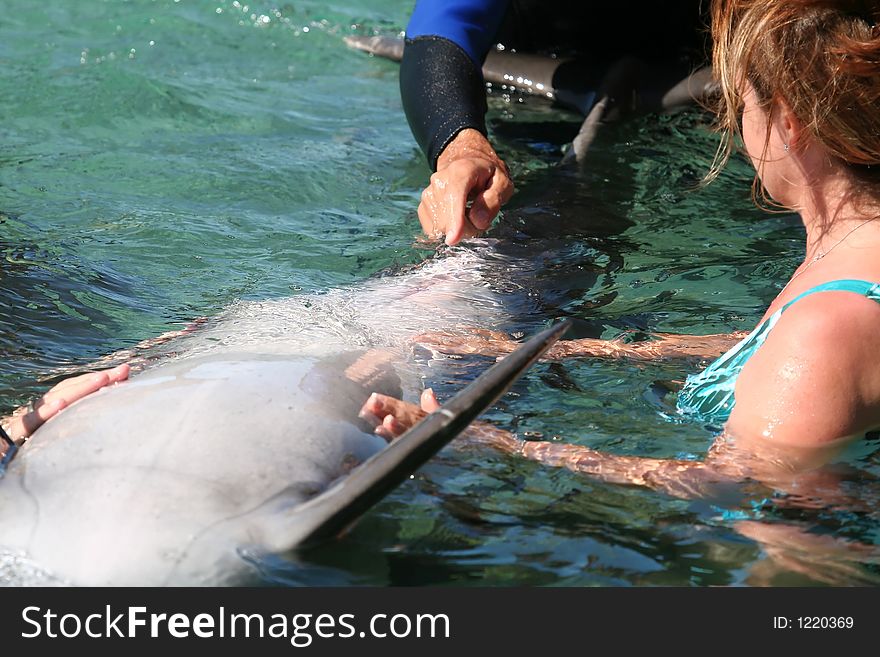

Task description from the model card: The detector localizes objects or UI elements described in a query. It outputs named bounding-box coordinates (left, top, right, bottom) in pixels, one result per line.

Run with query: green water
left=2, top=0, right=878, bottom=586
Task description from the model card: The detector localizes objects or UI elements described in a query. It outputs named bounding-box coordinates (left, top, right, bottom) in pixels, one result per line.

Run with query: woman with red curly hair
left=362, top=0, right=880, bottom=496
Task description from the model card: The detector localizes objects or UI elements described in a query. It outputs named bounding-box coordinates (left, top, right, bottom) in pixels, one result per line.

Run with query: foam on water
left=164, top=241, right=541, bottom=361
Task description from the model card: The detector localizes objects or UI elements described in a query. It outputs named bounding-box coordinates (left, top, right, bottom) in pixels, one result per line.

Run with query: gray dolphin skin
left=0, top=246, right=567, bottom=586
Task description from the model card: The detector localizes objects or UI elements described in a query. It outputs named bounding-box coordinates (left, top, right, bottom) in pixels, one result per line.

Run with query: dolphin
left=345, top=35, right=717, bottom=161
left=0, top=245, right=568, bottom=586
left=0, top=34, right=631, bottom=583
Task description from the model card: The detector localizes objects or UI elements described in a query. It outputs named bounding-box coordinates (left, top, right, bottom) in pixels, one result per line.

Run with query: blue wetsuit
left=400, top=0, right=707, bottom=169
left=677, top=280, right=880, bottom=424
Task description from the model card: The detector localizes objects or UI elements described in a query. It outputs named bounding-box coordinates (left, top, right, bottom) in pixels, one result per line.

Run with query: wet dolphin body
left=0, top=38, right=648, bottom=586
left=0, top=246, right=567, bottom=586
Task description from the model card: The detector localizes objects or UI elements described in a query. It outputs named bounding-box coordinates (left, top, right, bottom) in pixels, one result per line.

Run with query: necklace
left=780, top=214, right=880, bottom=293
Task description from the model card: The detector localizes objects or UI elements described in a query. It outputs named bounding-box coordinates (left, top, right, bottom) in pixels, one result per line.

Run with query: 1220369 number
left=798, top=617, right=854, bottom=629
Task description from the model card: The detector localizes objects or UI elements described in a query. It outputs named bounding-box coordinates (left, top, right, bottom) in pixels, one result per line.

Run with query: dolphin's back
left=0, top=353, right=387, bottom=585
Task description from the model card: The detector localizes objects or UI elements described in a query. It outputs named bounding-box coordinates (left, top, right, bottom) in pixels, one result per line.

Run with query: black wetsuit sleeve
left=400, top=36, right=489, bottom=171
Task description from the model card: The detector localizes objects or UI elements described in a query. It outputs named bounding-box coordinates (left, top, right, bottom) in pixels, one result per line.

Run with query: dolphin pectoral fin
left=561, top=56, right=653, bottom=164
left=562, top=60, right=718, bottom=165
left=562, top=95, right=611, bottom=165
left=258, top=320, right=572, bottom=553
left=660, top=66, right=718, bottom=110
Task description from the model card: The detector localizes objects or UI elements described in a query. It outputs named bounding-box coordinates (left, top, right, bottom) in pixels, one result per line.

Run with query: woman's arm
left=1, top=364, right=129, bottom=459
left=359, top=389, right=740, bottom=499
left=551, top=330, right=749, bottom=361
left=358, top=385, right=871, bottom=505
left=415, top=328, right=749, bottom=362
left=371, top=293, right=880, bottom=501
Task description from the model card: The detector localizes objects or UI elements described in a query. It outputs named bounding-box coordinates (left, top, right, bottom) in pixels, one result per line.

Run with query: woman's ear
left=772, top=97, right=805, bottom=151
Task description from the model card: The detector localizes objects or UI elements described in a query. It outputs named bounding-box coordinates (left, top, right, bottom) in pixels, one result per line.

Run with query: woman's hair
left=707, top=0, right=880, bottom=201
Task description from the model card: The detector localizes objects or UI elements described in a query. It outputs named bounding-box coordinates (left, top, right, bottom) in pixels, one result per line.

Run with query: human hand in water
left=359, top=389, right=440, bottom=441
left=358, top=388, right=523, bottom=452
left=418, top=129, right=514, bottom=246
left=1, top=364, right=130, bottom=448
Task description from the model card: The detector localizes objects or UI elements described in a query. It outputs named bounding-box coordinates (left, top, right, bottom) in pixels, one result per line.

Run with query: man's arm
left=400, top=0, right=514, bottom=244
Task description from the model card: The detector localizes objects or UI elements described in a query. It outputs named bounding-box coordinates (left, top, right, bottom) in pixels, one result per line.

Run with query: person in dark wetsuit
left=400, top=0, right=710, bottom=245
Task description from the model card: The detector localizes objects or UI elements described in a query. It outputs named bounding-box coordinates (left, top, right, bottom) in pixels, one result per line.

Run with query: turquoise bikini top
left=676, top=279, right=880, bottom=424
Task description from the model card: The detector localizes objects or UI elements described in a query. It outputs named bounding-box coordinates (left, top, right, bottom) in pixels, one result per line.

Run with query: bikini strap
left=781, top=279, right=880, bottom=313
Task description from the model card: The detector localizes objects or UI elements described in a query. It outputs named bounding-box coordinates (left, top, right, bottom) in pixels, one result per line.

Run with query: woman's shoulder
left=760, top=284, right=880, bottom=384
left=779, top=281, right=880, bottom=346
left=761, top=277, right=880, bottom=349
left=728, top=286, right=880, bottom=446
